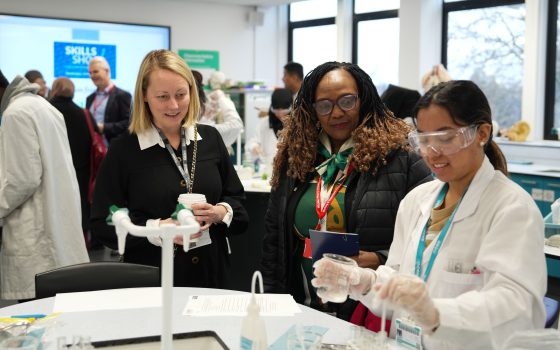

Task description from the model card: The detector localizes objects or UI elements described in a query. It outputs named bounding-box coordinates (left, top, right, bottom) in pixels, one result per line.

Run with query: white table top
left=0, top=287, right=398, bottom=349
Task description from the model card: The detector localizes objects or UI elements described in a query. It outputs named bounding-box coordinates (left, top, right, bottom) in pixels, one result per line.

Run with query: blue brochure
left=309, top=229, right=359, bottom=262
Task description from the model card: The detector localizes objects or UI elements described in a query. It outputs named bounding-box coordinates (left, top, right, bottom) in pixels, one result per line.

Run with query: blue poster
left=54, top=42, right=116, bottom=79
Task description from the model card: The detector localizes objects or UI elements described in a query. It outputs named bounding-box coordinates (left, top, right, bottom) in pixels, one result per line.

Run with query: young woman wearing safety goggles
left=313, top=80, right=546, bottom=349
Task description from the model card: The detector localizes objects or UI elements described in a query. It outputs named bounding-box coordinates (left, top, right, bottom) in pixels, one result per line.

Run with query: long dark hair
left=270, top=61, right=410, bottom=189
left=413, top=80, right=507, bottom=174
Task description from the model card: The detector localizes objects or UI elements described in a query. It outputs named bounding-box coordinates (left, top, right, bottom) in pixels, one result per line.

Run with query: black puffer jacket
left=260, top=148, right=432, bottom=297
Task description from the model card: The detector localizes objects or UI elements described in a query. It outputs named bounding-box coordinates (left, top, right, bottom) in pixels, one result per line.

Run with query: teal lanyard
left=415, top=183, right=466, bottom=281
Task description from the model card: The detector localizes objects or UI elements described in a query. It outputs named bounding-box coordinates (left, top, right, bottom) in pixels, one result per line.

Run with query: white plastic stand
left=110, top=208, right=200, bottom=350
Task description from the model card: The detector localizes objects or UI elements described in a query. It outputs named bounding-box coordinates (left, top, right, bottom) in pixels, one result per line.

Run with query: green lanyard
left=414, top=184, right=467, bottom=281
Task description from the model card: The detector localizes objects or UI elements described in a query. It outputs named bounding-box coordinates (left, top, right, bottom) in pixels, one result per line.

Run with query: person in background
left=245, top=88, right=292, bottom=167
left=24, top=69, right=49, bottom=98
left=193, top=70, right=243, bottom=153
left=380, top=84, right=421, bottom=125
left=0, top=70, right=89, bottom=300
left=49, top=77, right=93, bottom=246
left=260, top=61, right=432, bottom=319
left=421, top=64, right=452, bottom=93
left=90, top=50, right=249, bottom=287
left=312, top=80, right=546, bottom=350
left=282, top=62, right=304, bottom=100
left=86, top=56, right=132, bottom=143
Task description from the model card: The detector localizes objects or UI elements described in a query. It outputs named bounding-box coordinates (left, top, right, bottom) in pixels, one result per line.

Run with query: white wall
left=0, top=0, right=286, bottom=87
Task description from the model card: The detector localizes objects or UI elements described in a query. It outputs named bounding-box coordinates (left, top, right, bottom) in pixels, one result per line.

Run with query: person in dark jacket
left=381, top=84, right=421, bottom=120
left=86, top=56, right=132, bottom=143
left=260, top=61, right=432, bottom=319
left=90, top=50, right=248, bottom=287
left=49, top=77, right=92, bottom=236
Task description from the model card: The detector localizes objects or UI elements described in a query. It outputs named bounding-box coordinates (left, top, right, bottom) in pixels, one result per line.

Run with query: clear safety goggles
left=313, top=94, right=358, bottom=116
left=408, top=124, right=479, bottom=156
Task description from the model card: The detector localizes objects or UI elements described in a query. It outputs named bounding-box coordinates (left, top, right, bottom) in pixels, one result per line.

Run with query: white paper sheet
left=182, top=294, right=301, bottom=316
left=53, top=287, right=161, bottom=312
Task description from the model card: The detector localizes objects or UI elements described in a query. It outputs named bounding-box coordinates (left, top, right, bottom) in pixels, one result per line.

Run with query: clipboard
left=309, top=229, right=359, bottom=262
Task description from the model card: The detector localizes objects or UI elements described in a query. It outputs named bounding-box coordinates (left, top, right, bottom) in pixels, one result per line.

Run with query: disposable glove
left=311, top=256, right=377, bottom=301
left=376, top=274, right=440, bottom=334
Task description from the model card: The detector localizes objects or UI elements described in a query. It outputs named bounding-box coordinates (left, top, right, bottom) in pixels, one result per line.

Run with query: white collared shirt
left=137, top=124, right=203, bottom=150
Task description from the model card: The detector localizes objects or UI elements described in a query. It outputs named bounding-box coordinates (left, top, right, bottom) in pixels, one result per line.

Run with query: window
left=545, top=0, right=560, bottom=139
left=289, top=0, right=337, bottom=21
left=353, top=1, right=399, bottom=94
left=354, top=0, right=399, bottom=14
left=443, top=1, right=526, bottom=131
left=288, top=0, right=337, bottom=74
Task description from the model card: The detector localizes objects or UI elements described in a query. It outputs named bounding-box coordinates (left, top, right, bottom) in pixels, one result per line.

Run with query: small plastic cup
left=0, top=336, right=39, bottom=350
left=315, top=253, right=358, bottom=303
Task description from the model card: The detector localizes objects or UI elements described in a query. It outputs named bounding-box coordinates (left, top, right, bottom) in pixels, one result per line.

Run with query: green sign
left=178, top=49, right=219, bottom=70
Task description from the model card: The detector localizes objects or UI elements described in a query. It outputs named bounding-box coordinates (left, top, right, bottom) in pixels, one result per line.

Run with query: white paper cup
left=178, top=193, right=207, bottom=208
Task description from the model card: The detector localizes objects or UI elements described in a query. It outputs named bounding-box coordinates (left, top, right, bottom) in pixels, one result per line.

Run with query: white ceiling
left=186, top=0, right=301, bottom=6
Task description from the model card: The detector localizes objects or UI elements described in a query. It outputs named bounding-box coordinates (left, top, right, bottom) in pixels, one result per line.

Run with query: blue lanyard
left=414, top=183, right=466, bottom=281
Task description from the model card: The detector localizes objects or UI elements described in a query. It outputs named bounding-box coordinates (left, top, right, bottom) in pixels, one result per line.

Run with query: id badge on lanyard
left=395, top=318, right=423, bottom=350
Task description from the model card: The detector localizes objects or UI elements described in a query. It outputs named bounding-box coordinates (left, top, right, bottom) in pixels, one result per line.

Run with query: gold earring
left=480, top=141, right=485, bottom=147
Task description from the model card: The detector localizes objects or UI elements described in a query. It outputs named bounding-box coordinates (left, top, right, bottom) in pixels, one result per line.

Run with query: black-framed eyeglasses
left=313, top=94, right=359, bottom=116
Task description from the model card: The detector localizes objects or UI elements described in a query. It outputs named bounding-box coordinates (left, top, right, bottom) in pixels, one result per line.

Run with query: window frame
left=351, top=9, right=399, bottom=64
left=287, top=6, right=336, bottom=63
left=544, top=0, right=558, bottom=140
left=441, top=0, right=525, bottom=67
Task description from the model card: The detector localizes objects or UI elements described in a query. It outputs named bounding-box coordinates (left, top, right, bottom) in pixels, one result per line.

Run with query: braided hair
left=270, top=61, right=411, bottom=189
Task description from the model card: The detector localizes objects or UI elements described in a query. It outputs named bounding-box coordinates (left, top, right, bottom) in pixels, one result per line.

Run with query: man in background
left=0, top=70, right=89, bottom=300
left=86, top=56, right=131, bottom=143
left=282, top=62, right=303, bottom=100
left=24, top=70, right=49, bottom=98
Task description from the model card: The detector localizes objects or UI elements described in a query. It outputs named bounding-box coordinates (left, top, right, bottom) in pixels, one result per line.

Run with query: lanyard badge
left=395, top=318, right=423, bottom=350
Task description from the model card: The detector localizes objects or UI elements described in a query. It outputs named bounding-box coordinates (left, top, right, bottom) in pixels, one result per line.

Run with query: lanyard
left=315, top=163, right=353, bottom=230
left=415, top=183, right=467, bottom=281
left=92, top=85, right=113, bottom=115
left=156, top=127, right=192, bottom=193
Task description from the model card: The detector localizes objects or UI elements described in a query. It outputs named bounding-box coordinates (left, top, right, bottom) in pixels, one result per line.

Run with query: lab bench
left=508, top=163, right=560, bottom=278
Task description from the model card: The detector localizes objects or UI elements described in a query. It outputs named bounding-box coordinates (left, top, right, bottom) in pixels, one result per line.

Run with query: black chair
left=35, top=262, right=160, bottom=299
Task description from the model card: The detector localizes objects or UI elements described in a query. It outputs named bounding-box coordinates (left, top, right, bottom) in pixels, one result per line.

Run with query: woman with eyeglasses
left=312, top=80, right=546, bottom=349
left=260, top=61, right=432, bottom=318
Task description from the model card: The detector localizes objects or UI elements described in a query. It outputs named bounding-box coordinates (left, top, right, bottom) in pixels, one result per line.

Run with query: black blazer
left=90, top=124, right=249, bottom=288
left=86, top=86, right=131, bottom=142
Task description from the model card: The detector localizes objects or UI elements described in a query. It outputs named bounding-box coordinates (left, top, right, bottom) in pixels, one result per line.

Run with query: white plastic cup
left=315, top=253, right=357, bottom=303
left=178, top=193, right=207, bottom=209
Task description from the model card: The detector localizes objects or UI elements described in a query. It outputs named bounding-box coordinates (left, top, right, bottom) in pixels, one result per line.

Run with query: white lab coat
left=359, top=157, right=546, bottom=350
left=244, top=117, right=278, bottom=165
left=0, top=76, right=89, bottom=300
left=198, top=90, right=243, bottom=148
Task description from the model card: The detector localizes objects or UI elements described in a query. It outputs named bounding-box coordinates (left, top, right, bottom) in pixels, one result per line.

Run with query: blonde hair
left=128, top=49, right=200, bottom=134
left=50, top=77, right=74, bottom=98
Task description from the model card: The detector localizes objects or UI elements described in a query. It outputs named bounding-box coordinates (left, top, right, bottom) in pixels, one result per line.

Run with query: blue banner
left=54, top=42, right=116, bottom=79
